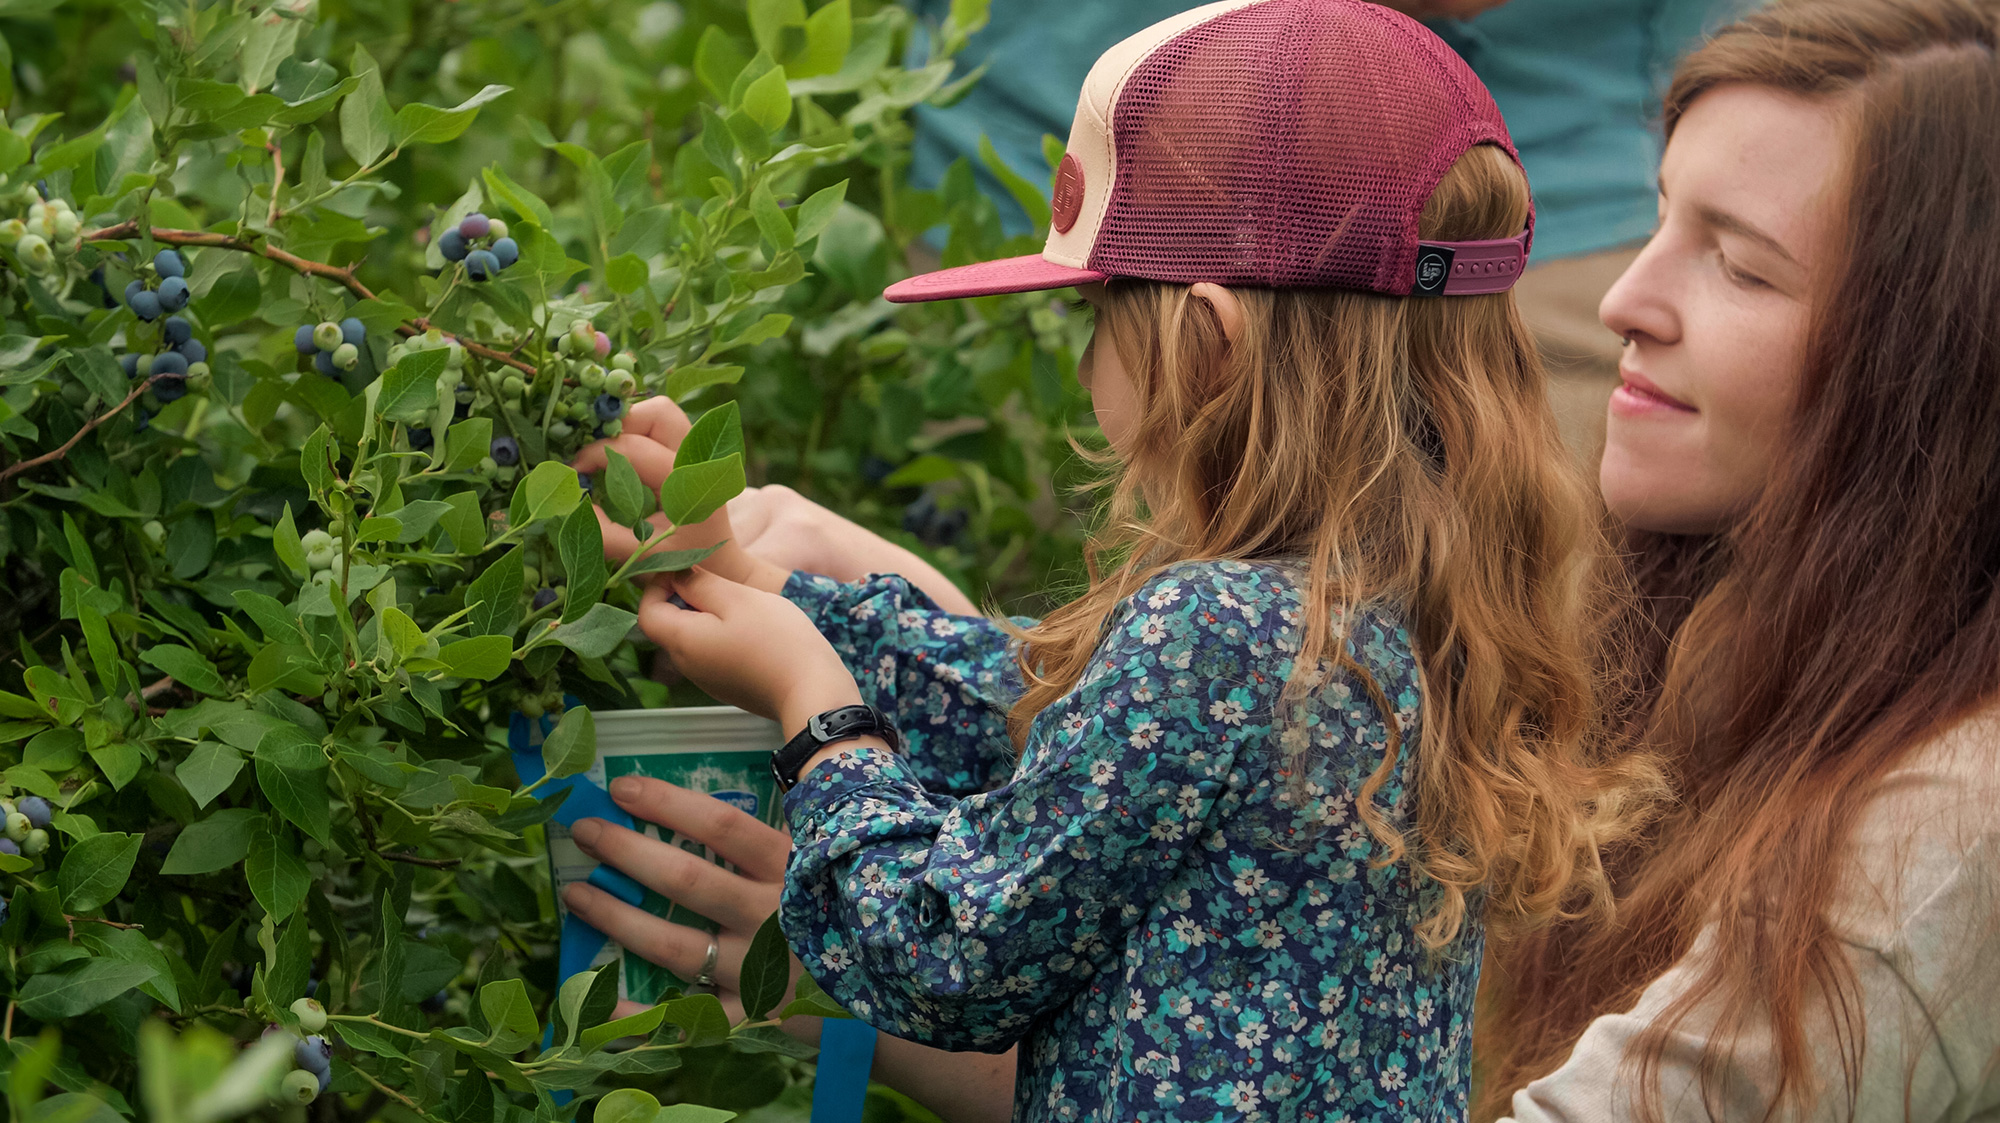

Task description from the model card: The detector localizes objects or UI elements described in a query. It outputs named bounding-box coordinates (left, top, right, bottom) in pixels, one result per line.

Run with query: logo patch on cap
left=1052, top=154, right=1086, bottom=234
left=1412, top=246, right=1455, bottom=297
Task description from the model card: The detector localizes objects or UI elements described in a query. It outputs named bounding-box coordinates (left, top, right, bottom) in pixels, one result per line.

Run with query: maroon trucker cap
left=886, top=0, right=1534, bottom=304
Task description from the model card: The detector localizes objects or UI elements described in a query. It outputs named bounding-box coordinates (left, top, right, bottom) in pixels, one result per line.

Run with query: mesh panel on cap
left=1088, top=0, right=1525, bottom=296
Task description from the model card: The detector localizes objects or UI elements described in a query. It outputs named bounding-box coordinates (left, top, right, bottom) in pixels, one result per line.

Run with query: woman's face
left=1597, top=84, right=1848, bottom=534
left=1076, top=283, right=1142, bottom=458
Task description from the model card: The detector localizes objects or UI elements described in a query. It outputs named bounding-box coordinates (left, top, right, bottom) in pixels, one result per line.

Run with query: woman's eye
left=1720, top=256, right=1769, bottom=289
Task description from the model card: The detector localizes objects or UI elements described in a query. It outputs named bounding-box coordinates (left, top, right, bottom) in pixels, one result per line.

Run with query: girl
left=1481, top=1, right=2000, bottom=1119
left=569, top=1, right=1649, bottom=1118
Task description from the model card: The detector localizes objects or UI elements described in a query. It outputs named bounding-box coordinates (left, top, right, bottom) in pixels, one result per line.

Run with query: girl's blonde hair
left=1009, top=145, right=1656, bottom=948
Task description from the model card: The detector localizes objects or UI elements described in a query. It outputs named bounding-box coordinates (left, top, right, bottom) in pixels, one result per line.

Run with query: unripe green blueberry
left=291, top=997, right=328, bottom=1034
left=549, top=420, right=574, bottom=440
left=281, top=1069, right=320, bottom=1105
left=300, top=529, right=333, bottom=552
left=424, top=327, right=447, bottom=347
left=306, top=545, right=336, bottom=571
left=494, top=464, right=517, bottom=484
left=487, top=218, right=509, bottom=240
left=388, top=343, right=410, bottom=366
left=611, top=351, right=637, bottom=373
left=446, top=342, right=465, bottom=370
left=0, top=219, right=23, bottom=240
left=520, top=565, right=541, bottom=588
left=579, top=365, right=604, bottom=391
left=51, top=211, right=78, bottom=240
left=479, top=456, right=499, bottom=476
left=600, top=419, right=623, bottom=438
left=187, top=361, right=211, bottom=382
left=313, top=321, right=343, bottom=352
left=142, top=520, right=166, bottom=546
left=21, top=829, right=48, bottom=857
left=5, top=813, right=30, bottom=842
left=26, top=202, right=45, bottom=224
left=501, top=374, right=526, bottom=397
left=332, top=342, right=360, bottom=371
left=16, top=234, right=53, bottom=273
left=606, top=370, right=636, bottom=396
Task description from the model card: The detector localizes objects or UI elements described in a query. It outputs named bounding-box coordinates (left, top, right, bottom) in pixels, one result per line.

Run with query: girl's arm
left=727, top=483, right=979, bottom=615
left=688, top=569, right=1263, bottom=1052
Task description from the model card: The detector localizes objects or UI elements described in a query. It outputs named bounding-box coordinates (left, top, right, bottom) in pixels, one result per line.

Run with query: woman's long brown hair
left=1008, top=147, right=1659, bottom=951
left=1481, top=2, right=2000, bottom=1119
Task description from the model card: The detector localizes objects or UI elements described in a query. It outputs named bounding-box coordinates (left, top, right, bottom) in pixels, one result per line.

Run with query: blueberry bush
left=0, top=0, right=1095, bottom=1117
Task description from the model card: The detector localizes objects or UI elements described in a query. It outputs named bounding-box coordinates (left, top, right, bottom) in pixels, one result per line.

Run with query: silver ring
left=692, top=937, right=719, bottom=990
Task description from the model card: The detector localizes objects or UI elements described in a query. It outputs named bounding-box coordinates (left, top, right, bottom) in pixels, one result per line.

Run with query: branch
left=79, top=223, right=535, bottom=374
left=0, top=375, right=157, bottom=485
left=380, top=850, right=462, bottom=869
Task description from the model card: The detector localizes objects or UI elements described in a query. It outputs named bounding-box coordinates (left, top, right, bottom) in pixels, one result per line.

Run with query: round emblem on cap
left=1051, top=154, right=1086, bottom=234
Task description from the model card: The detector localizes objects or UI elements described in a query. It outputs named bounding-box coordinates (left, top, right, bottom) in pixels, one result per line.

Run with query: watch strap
left=771, top=704, right=900, bottom=791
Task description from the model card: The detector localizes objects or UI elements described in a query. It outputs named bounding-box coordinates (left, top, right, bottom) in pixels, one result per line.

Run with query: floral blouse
left=779, top=561, right=1480, bottom=1123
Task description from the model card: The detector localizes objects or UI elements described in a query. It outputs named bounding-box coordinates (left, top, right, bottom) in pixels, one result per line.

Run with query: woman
left=1482, top=1, right=2000, bottom=1119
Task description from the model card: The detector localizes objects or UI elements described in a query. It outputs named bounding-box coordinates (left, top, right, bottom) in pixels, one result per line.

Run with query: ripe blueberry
left=458, top=212, right=491, bottom=240
left=151, top=351, right=189, bottom=377
left=295, top=324, right=319, bottom=354
left=120, top=353, right=141, bottom=377
left=295, top=1034, right=332, bottom=1074
left=491, top=237, right=519, bottom=268
left=489, top=436, right=520, bottom=467
left=124, top=279, right=144, bottom=306
left=163, top=316, right=192, bottom=345
left=593, top=394, right=624, bottom=422
left=438, top=227, right=469, bottom=262
left=177, top=339, right=207, bottom=363
left=153, top=377, right=187, bottom=404
left=0, top=839, right=19, bottom=857
left=152, top=248, right=186, bottom=278
left=157, top=276, right=189, bottom=311
left=314, top=351, right=339, bottom=377
left=340, top=317, right=366, bottom=347
left=465, top=248, right=499, bottom=282
left=409, top=427, right=434, bottom=451
left=129, top=289, right=162, bottom=321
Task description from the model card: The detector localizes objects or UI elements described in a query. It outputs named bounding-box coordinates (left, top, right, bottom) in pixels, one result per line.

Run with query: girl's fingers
left=665, top=565, right=748, bottom=616
left=572, top=432, right=677, bottom=485
left=624, top=397, right=693, bottom=447
left=611, top=999, right=651, bottom=1021
left=569, top=815, right=778, bottom=931
left=605, top=776, right=790, bottom=883
left=560, top=882, right=745, bottom=994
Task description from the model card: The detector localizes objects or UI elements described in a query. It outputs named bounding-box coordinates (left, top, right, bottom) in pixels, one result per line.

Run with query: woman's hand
left=567, top=776, right=1021, bottom=1123
left=638, top=566, right=860, bottom=731
left=560, top=776, right=787, bottom=1024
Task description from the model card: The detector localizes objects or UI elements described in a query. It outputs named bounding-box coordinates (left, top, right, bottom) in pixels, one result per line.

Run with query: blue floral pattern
left=780, top=561, right=1480, bottom=1123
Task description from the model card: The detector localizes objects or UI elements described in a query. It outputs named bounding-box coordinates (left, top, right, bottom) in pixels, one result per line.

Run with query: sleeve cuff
left=782, top=742, right=927, bottom=830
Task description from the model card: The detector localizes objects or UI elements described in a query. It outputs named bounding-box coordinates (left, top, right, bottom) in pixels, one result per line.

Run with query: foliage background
left=0, top=0, right=1093, bottom=1118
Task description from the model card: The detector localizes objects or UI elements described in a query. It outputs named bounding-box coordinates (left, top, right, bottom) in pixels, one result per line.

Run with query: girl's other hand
left=639, top=566, right=860, bottom=730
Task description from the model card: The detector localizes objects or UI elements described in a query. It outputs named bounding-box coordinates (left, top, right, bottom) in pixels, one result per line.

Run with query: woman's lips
left=1610, top=368, right=1697, bottom=416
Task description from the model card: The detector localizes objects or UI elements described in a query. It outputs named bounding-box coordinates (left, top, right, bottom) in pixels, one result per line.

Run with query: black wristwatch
left=771, top=704, right=902, bottom=792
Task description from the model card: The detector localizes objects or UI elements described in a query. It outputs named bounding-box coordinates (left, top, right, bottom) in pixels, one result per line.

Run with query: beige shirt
left=1504, top=711, right=2000, bottom=1122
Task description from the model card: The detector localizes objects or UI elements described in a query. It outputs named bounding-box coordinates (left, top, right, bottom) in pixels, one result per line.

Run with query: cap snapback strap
left=1411, top=231, right=1531, bottom=297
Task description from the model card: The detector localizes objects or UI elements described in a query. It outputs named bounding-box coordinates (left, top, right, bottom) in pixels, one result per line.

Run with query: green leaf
left=739, top=911, right=791, bottom=1020
left=519, top=459, right=584, bottom=525
left=273, top=504, right=308, bottom=580
left=694, top=26, right=751, bottom=100
left=87, top=741, right=142, bottom=791
left=793, top=0, right=853, bottom=79
left=161, top=808, right=261, bottom=875
left=557, top=503, right=607, bottom=624
left=478, top=978, right=539, bottom=1048
left=481, top=165, right=555, bottom=231
left=545, top=604, right=638, bottom=660
left=16, top=960, right=158, bottom=1021
left=659, top=452, right=745, bottom=527
left=438, top=635, right=512, bottom=681
left=256, top=758, right=331, bottom=847
left=749, top=182, right=794, bottom=252
left=678, top=401, right=744, bottom=466
left=254, top=723, right=326, bottom=771
left=664, top=363, right=746, bottom=400
left=439, top=490, right=485, bottom=554
left=793, top=179, right=849, bottom=244
left=300, top=425, right=337, bottom=495
left=621, top=543, right=726, bottom=578
left=603, top=448, right=654, bottom=527
left=581, top=1003, right=667, bottom=1051
left=606, top=253, right=649, bottom=296
left=595, top=1089, right=664, bottom=1123
left=339, top=44, right=394, bottom=167
left=709, top=313, right=793, bottom=359
left=65, top=347, right=126, bottom=404
left=375, top=348, right=448, bottom=424
left=246, top=826, right=309, bottom=918
left=165, top=510, right=217, bottom=579
left=466, top=548, right=524, bottom=637
left=177, top=741, right=245, bottom=809
left=657, top=993, right=732, bottom=1048
left=394, top=85, right=511, bottom=146
left=779, top=969, right=851, bottom=1019
left=58, top=831, right=141, bottom=912
left=657, top=1106, right=739, bottom=1123
left=266, top=914, right=312, bottom=1008
left=540, top=705, right=595, bottom=780
left=196, top=267, right=262, bottom=326
left=389, top=499, right=454, bottom=543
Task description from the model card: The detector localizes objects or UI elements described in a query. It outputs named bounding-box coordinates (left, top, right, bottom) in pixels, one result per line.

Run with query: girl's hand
left=560, top=775, right=793, bottom=1025
left=638, top=567, right=860, bottom=730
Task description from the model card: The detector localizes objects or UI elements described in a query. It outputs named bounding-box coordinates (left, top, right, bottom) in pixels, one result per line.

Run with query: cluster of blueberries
left=295, top=317, right=369, bottom=378
left=120, top=314, right=210, bottom=403
left=437, top=212, right=519, bottom=282
left=276, top=998, right=334, bottom=1104
left=0, top=795, right=52, bottom=858
left=3, top=194, right=77, bottom=275
left=123, top=249, right=192, bottom=322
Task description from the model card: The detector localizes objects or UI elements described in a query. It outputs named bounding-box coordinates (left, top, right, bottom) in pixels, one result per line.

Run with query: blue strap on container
left=811, top=1018, right=878, bottom=1123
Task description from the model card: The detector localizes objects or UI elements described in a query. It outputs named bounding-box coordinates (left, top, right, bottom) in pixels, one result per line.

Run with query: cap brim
left=885, top=254, right=1107, bottom=303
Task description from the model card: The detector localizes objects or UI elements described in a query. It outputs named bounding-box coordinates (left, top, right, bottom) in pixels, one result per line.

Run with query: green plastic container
left=546, top=706, right=784, bottom=1003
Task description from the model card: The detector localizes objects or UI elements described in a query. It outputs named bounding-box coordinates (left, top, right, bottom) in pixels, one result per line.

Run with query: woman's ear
left=1189, top=283, right=1245, bottom=344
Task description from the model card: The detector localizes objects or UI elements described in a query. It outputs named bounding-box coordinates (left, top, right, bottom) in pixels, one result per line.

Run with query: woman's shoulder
left=1122, top=559, right=1414, bottom=633
left=1832, top=705, right=2000, bottom=948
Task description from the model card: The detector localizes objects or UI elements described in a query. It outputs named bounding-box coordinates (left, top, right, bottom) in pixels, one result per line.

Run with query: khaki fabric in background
left=1515, top=243, right=1642, bottom=462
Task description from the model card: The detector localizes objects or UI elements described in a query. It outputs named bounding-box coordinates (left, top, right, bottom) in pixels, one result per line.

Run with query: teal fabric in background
left=906, top=0, right=1755, bottom=262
